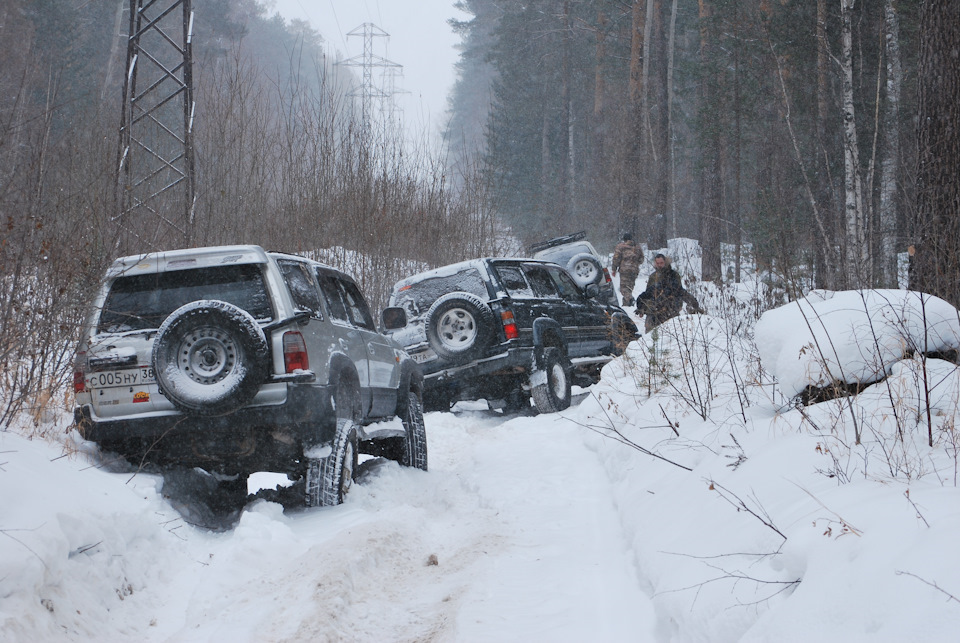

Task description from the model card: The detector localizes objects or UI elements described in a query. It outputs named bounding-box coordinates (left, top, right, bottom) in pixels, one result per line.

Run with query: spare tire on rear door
left=424, top=292, right=494, bottom=360
left=152, top=300, right=269, bottom=416
left=566, top=253, right=604, bottom=287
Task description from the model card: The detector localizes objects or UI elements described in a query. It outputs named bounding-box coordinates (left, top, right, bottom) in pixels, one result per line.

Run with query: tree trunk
left=840, top=0, right=867, bottom=288
left=879, top=0, right=902, bottom=288
left=912, top=0, right=960, bottom=307
left=625, top=0, right=647, bottom=239
left=666, top=0, right=679, bottom=239
left=815, top=0, right=837, bottom=289
left=698, top=0, right=722, bottom=282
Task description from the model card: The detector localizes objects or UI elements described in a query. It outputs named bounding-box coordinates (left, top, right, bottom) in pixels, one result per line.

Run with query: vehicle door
left=521, top=263, right=581, bottom=352
left=317, top=270, right=399, bottom=418
left=275, top=259, right=331, bottom=384
left=544, top=265, right=607, bottom=357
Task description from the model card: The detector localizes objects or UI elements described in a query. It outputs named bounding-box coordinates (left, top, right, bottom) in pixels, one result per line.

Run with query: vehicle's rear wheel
left=531, top=347, right=572, bottom=414
left=399, top=392, right=428, bottom=470
left=305, top=419, right=357, bottom=507
left=424, top=293, right=494, bottom=359
left=566, top=253, right=603, bottom=287
left=152, top=300, right=268, bottom=416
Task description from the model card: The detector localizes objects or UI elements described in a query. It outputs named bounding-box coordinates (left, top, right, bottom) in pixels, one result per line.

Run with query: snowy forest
left=0, top=0, right=957, bottom=432
left=3, top=1, right=960, bottom=639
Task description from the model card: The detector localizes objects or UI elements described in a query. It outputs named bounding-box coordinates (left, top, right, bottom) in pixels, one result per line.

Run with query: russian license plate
left=86, top=366, right=155, bottom=390
left=410, top=348, right=438, bottom=364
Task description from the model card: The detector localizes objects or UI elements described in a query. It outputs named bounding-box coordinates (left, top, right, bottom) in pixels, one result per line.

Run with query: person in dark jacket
left=635, top=253, right=702, bottom=332
left=611, top=233, right=644, bottom=306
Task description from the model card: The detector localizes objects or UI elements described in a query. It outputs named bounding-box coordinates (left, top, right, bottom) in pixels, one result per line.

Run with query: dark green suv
left=383, top=258, right=637, bottom=414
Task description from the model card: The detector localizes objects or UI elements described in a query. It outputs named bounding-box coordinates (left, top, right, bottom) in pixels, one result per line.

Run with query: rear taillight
left=501, top=310, right=519, bottom=340
left=602, top=268, right=612, bottom=284
left=73, top=370, right=86, bottom=394
left=283, top=331, right=309, bottom=372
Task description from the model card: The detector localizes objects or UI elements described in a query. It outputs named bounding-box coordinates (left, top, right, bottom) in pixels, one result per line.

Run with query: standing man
left=611, top=233, right=644, bottom=306
left=635, top=253, right=702, bottom=333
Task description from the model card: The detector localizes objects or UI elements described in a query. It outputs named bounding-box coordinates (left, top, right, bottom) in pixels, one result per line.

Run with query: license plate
left=86, top=366, right=155, bottom=389
left=410, top=348, right=437, bottom=364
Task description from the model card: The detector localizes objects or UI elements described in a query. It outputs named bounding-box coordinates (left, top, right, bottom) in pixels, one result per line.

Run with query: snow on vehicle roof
left=755, top=289, right=960, bottom=399
left=108, top=245, right=270, bottom=279
left=392, top=257, right=555, bottom=290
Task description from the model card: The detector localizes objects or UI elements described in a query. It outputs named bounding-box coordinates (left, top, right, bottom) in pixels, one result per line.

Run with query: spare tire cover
left=152, top=300, right=269, bottom=416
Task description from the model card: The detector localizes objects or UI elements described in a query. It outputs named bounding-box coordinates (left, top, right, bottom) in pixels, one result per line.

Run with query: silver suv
left=529, top=232, right=617, bottom=305
left=73, top=245, right=426, bottom=508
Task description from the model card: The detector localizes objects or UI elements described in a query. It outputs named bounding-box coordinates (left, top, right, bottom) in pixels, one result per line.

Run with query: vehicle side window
left=524, top=266, right=561, bottom=299
left=547, top=266, right=583, bottom=301
left=338, top=279, right=376, bottom=330
left=496, top=265, right=534, bottom=298
left=317, top=272, right=350, bottom=323
left=278, top=260, right=323, bottom=316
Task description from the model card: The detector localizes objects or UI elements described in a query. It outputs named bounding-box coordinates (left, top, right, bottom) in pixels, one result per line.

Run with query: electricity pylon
left=340, top=23, right=402, bottom=138
left=116, top=0, right=197, bottom=252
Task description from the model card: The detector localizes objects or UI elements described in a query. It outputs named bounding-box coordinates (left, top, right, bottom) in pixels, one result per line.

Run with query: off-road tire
left=399, top=392, right=428, bottom=470
left=531, top=347, right=572, bottom=414
left=566, top=253, right=604, bottom=287
left=305, top=419, right=358, bottom=507
left=152, top=300, right=269, bottom=416
left=424, top=292, right=494, bottom=360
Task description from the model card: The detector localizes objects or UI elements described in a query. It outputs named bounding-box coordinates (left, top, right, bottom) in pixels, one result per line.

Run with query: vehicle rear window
left=494, top=265, right=535, bottom=298
left=97, top=264, right=273, bottom=333
left=392, top=269, right=488, bottom=318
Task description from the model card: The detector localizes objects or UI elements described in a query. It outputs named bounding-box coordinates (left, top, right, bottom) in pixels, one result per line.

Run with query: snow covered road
left=1, top=403, right=656, bottom=642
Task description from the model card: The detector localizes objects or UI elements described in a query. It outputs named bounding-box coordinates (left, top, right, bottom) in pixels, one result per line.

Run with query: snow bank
left=755, top=289, right=960, bottom=399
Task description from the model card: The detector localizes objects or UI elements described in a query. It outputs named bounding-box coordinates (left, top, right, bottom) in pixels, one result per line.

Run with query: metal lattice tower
left=340, top=23, right=402, bottom=137
left=116, top=0, right=196, bottom=251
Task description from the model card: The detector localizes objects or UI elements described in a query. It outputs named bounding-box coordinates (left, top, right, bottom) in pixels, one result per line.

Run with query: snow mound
left=755, top=290, right=960, bottom=399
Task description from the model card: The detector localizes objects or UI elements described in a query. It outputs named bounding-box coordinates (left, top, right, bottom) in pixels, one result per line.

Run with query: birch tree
left=840, top=0, right=867, bottom=287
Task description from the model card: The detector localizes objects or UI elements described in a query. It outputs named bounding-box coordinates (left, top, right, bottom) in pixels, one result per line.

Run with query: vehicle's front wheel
left=531, top=347, right=572, bottom=414
left=305, top=419, right=357, bottom=507
left=399, top=392, right=428, bottom=470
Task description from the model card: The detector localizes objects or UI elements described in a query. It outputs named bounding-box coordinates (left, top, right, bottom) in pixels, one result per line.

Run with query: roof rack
left=528, top=230, right=587, bottom=253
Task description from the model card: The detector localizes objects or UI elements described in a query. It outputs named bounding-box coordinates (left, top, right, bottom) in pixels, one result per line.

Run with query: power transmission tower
left=116, top=0, right=197, bottom=252
left=340, top=23, right=402, bottom=138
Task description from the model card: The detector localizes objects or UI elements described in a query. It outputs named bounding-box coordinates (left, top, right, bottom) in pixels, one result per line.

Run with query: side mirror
left=584, top=283, right=600, bottom=298
left=381, top=306, right=407, bottom=330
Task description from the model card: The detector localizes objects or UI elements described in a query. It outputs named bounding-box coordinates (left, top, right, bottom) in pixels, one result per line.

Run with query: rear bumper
left=74, top=383, right=334, bottom=473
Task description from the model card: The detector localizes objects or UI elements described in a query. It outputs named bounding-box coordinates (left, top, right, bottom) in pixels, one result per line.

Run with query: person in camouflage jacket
left=635, top=253, right=702, bottom=332
left=611, top=233, right=644, bottom=306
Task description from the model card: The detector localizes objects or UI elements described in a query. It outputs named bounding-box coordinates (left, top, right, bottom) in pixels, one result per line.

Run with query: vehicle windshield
left=97, top=264, right=273, bottom=333
left=392, top=269, right=488, bottom=319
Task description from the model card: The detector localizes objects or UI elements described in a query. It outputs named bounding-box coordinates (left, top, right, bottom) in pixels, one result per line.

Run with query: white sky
left=267, top=0, right=467, bottom=145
